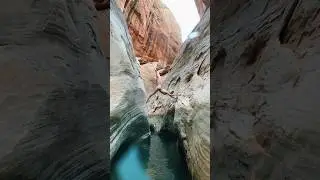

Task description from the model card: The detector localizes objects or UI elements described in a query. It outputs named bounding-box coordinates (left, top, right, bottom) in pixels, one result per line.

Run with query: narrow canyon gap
left=110, top=0, right=210, bottom=180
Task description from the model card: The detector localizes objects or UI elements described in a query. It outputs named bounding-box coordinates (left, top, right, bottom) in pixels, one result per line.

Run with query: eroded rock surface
left=117, top=0, right=182, bottom=66
left=0, top=0, right=108, bottom=178
left=110, top=0, right=149, bottom=159
left=194, top=0, right=210, bottom=17
left=146, top=6, right=210, bottom=180
left=140, top=62, right=158, bottom=95
left=211, top=0, right=320, bottom=179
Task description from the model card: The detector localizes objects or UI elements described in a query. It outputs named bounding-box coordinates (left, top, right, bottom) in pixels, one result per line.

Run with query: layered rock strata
left=117, top=0, right=182, bottom=66
left=194, top=0, right=210, bottom=17
left=110, top=0, right=150, bottom=159
left=0, top=0, right=109, bottom=178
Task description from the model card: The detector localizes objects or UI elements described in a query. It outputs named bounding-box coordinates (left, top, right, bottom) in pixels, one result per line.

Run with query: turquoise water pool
left=111, top=133, right=191, bottom=180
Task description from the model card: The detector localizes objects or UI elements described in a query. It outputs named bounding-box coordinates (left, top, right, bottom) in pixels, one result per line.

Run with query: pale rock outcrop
left=110, top=0, right=149, bottom=159
left=117, top=0, right=182, bottom=66
left=146, top=6, right=210, bottom=180
left=140, top=62, right=158, bottom=95
left=211, top=0, right=320, bottom=179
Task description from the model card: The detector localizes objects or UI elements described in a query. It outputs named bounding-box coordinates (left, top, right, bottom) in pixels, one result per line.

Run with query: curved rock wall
left=194, top=0, right=210, bottom=17
left=0, top=0, right=150, bottom=178
left=0, top=0, right=108, bottom=178
left=211, top=0, right=320, bottom=179
left=146, top=6, right=210, bottom=180
left=117, top=0, right=182, bottom=66
left=110, top=0, right=149, bottom=159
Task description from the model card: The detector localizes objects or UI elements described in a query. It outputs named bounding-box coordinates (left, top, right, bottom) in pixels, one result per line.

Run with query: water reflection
left=114, top=146, right=151, bottom=180
left=111, top=133, right=191, bottom=180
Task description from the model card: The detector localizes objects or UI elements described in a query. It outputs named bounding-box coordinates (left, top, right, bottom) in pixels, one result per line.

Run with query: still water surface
left=111, top=133, right=191, bottom=180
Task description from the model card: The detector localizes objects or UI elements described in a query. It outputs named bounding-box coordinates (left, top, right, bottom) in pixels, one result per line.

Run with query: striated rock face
left=110, top=0, right=149, bottom=159
left=194, top=0, right=210, bottom=17
left=211, top=0, right=320, bottom=179
left=117, top=0, right=182, bottom=66
left=146, top=6, right=210, bottom=180
left=0, top=0, right=108, bottom=178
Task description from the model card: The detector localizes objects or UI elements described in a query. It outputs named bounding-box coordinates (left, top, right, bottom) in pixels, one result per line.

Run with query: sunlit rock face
left=146, top=6, right=210, bottom=180
left=211, top=0, right=320, bottom=179
left=110, top=0, right=149, bottom=159
left=0, top=0, right=108, bottom=178
left=117, top=0, right=182, bottom=66
left=139, top=62, right=159, bottom=95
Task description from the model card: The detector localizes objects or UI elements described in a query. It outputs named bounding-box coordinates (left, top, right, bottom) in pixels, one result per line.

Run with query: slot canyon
left=110, top=0, right=210, bottom=179
left=1, top=0, right=320, bottom=180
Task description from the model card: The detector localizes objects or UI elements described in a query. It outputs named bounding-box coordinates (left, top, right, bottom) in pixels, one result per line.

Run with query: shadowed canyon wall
left=0, top=0, right=108, bottom=178
left=117, top=0, right=182, bottom=66
left=0, top=0, right=150, bottom=178
left=211, top=0, right=320, bottom=179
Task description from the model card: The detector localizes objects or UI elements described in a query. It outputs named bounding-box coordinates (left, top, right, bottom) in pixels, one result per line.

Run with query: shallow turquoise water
left=111, top=133, right=191, bottom=180
left=115, top=146, right=150, bottom=180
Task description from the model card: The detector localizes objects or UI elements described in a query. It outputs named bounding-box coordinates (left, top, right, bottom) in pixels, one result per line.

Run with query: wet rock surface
left=211, top=0, right=320, bottom=179
left=0, top=0, right=108, bottom=179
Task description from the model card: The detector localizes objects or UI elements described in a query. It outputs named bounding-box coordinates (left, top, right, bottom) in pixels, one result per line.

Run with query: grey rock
left=211, top=0, right=320, bottom=179
left=109, top=0, right=149, bottom=159
left=0, top=0, right=108, bottom=179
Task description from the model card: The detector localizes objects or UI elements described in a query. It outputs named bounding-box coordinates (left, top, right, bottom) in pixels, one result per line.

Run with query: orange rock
left=117, top=0, right=182, bottom=66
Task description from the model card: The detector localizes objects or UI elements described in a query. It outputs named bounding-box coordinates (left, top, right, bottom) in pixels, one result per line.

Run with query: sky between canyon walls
left=162, top=0, right=200, bottom=41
